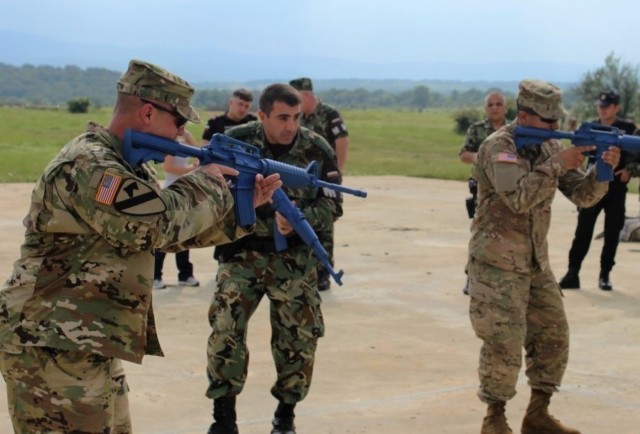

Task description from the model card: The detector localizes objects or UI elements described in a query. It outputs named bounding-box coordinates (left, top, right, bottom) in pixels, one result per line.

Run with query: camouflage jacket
left=224, top=121, right=342, bottom=241
left=470, top=121, right=608, bottom=273
left=300, top=101, right=348, bottom=149
left=459, top=118, right=508, bottom=155
left=0, top=123, right=247, bottom=363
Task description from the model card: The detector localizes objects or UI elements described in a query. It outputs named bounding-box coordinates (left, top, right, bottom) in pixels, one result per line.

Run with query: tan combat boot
left=481, top=401, right=513, bottom=434
left=521, top=389, right=581, bottom=434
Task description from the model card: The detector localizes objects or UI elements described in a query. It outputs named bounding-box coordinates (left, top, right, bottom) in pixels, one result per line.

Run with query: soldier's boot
left=558, top=269, right=580, bottom=289
left=480, top=401, right=513, bottom=434
left=271, top=401, right=296, bottom=434
left=521, top=389, right=581, bottom=434
left=207, top=396, right=239, bottom=434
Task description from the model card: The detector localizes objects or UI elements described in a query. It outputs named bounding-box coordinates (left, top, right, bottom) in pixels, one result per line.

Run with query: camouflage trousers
left=206, top=246, right=324, bottom=404
left=468, top=259, right=569, bottom=404
left=0, top=345, right=131, bottom=434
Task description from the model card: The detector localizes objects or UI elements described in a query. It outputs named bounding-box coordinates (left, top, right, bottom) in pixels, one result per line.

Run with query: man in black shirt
left=559, top=90, right=638, bottom=291
left=201, top=88, right=257, bottom=144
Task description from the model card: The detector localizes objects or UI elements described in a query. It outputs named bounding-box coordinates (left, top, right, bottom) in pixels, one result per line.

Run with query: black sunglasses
left=141, top=98, right=187, bottom=128
left=520, top=106, right=558, bottom=125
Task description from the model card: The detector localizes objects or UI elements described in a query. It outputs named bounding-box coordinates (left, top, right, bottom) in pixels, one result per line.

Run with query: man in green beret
left=289, top=77, right=348, bottom=291
left=468, top=79, right=620, bottom=434
left=0, top=59, right=281, bottom=433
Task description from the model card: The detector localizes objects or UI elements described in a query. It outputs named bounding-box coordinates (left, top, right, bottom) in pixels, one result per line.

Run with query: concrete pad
left=1, top=177, right=639, bottom=433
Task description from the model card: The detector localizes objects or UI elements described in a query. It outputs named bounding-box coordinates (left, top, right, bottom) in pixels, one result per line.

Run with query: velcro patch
left=113, top=178, right=166, bottom=215
left=496, top=152, right=518, bottom=164
left=95, top=173, right=123, bottom=205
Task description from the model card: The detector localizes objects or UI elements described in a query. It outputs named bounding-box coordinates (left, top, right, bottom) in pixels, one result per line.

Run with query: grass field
left=0, top=106, right=638, bottom=194
left=0, top=106, right=469, bottom=183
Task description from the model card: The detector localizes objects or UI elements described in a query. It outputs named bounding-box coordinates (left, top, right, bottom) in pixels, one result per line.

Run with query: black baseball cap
left=596, top=90, right=620, bottom=107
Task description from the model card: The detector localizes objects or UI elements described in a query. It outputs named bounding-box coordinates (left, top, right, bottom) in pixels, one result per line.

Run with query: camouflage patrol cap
left=289, top=77, right=313, bottom=91
left=117, top=59, right=201, bottom=124
left=516, top=79, right=566, bottom=121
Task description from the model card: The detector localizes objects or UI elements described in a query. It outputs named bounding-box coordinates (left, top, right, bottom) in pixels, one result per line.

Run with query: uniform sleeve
left=201, top=118, right=215, bottom=141
left=57, top=149, right=245, bottom=254
left=324, top=107, right=348, bottom=142
left=477, top=137, right=566, bottom=214
left=460, top=124, right=480, bottom=155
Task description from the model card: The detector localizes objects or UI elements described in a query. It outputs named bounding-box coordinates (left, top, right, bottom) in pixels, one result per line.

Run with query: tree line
left=1, top=53, right=638, bottom=124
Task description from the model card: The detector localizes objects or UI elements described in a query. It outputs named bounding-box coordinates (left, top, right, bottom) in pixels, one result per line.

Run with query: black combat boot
left=558, top=269, right=580, bottom=289
left=271, top=401, right=296, bottom=434
left=207, top=396, right=239, bottom=434
left=598, top=271, right=613, bottom=291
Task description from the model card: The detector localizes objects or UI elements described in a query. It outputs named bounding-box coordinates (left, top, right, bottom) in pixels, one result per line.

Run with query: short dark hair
left=232, top=88, right=253, bottom=102
left=259, top=84, right=301, bottom=115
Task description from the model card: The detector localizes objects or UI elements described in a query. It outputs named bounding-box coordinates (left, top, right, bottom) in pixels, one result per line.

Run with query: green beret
left=117, top=59, right=201, bottom=124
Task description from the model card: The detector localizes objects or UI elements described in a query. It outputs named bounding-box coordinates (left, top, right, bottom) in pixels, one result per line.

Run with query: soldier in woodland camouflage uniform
left=460, top=91, right=509, bottom=295
left=0, top=59, right=281, bottom=434
left=206, top=84, right=341, bottom=434
left=459, top=91, right=510, bottom=163
left=289, top=77, right=348, bottom=291
left=468, top=79, right=621, bottom=434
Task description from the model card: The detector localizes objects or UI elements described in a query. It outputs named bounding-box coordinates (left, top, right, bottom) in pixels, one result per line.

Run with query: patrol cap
left=289, top=77, right=313, bottom=91
left=516, top=79, right=566, bottom=121
left=117, top=59, right=201, bottom=124
left=596, top=90, right=620, bottom=107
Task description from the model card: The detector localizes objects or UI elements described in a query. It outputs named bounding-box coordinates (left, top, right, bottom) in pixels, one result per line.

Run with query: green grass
left=1, top=106, right=637, bottom=193
left=343, top=109, right=469, bottom=179
left=0, top=106, right=112, bottom=182
left=0, top=106, right=471, bottom=183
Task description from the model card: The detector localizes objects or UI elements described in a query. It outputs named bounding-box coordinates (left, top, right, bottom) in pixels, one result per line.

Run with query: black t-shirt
left=201, top=113, right=257, bottom=141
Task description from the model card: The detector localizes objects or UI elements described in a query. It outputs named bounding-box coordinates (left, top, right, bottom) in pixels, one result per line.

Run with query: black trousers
left=567, top=182, right=627, bottom=274
left=154, top=250, right=194, bottom=281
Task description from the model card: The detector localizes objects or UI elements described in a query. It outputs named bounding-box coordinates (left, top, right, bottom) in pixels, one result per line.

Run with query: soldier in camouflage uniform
left=468, top=79, right=621, bottom=434
left=0, top=59, right=282, bottom=434
left=205, top=84, right=342, bottom=434
left=289, top=77, right=347, bottom=291
left=459, top=91, right=509, bottom=165
left=460, top=91, right=509, bottom=295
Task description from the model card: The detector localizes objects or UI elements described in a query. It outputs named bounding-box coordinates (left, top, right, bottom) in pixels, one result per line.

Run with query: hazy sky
left=1, top=0, right=639, bottom=80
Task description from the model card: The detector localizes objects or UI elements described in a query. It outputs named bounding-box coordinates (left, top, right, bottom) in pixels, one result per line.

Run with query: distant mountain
left=1, top=30, right=587, bottom=85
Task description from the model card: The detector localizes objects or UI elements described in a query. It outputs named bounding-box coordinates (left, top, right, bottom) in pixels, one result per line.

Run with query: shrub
left=452, top=108, right=482, bottom=135
left=67, top=97, right=91, bottom=113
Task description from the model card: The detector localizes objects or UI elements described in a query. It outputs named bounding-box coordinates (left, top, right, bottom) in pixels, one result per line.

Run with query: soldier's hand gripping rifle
left=514, top=122, right=640, bottom=181
left=123, top=129, right=367, bottom=284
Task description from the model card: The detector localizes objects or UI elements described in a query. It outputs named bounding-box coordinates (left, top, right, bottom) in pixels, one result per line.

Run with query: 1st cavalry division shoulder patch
left=113, top=178, right=166, bottom=215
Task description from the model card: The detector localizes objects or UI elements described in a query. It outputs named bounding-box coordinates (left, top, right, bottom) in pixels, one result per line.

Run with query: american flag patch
left=95, top=173, right=123, bottom=205
left=496, top=152, right=518, bottom=163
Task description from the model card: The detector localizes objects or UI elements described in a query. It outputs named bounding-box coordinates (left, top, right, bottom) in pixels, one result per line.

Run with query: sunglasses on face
left=538, top=115, right=559, bottom=125
left=141, top=98, right=187, bottom=128
left=521, top=107, right=558, bottom=125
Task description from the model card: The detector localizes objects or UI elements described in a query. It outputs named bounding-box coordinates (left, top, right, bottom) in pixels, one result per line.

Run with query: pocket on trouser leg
left=43, top=349, right=122, bottom=433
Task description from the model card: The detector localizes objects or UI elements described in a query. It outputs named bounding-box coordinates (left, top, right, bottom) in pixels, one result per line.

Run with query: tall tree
left=573, top=52, right=640, bottom=119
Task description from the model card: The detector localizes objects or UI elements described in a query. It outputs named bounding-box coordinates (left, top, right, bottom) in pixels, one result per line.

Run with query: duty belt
left=241, top=234, right=306, bottom=253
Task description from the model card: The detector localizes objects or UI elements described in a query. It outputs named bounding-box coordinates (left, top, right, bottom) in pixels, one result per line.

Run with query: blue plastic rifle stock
left=514, top=122, right=640, bottom=182
left=271, top=189, right=344, bottom=285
